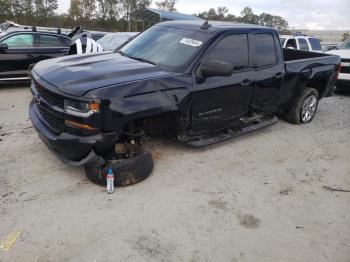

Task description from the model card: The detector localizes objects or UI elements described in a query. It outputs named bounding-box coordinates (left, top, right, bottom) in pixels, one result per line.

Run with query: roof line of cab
left=156, top=20, right=274, bottom=34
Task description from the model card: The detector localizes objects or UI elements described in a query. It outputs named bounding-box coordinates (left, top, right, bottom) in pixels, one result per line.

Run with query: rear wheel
left=85, top=151, right=154, bottom=187
left=286, top=88, right=319, bottom=124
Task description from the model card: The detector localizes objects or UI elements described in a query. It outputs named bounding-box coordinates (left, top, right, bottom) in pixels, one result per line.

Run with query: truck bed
left=283, top=48, right=335, bottom=62
left=280, top=48, right=341, bottom=108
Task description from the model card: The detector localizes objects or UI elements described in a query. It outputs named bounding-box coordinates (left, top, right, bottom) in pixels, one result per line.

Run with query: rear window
left=254, top=34, right=277, bottom=67
left=208, top=34, right=249, bottom=70
left=298, top=38, right=309, bottom=51
left=285, top=39, right=297, bottom=49
left=309, top=38, right=322, bottom=51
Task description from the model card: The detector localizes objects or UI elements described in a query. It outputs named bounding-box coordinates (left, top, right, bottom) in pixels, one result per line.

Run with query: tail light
left=336, top=63, right=341, bottom=80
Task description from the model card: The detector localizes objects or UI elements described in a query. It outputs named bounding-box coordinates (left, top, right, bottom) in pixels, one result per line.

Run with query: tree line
left=196, top=7, right=289, bottom=33
left=0, top=0, right=290, bottom=33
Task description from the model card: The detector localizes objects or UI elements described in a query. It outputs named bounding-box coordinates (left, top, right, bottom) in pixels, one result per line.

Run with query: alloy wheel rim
left=301, top=94, right=317, bottom=122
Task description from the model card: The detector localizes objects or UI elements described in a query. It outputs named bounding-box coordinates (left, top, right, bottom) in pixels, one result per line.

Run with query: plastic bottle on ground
left=106, top=168, right=114, bottom=194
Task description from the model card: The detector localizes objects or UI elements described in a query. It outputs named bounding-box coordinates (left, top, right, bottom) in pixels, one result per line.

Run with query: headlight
left=64, top=99, right=100, bottom=118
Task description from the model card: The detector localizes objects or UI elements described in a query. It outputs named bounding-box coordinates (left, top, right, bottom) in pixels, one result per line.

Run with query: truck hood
left=33, top=52, right=172, bottom=97
left=326, top=49, right=350, bottom=59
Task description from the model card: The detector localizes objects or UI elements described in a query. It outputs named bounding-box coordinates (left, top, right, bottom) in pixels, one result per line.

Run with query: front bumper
left=29, top=101, right=112, bottom=166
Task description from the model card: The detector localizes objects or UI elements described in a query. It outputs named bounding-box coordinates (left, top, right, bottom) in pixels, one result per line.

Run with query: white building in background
left=291, top=30, right=349, bottom=44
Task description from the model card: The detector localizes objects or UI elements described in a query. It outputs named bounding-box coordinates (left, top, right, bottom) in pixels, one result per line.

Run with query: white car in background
left=327, top=38, right=350, bottom=91
left=280, top=34, right=323, bottom=52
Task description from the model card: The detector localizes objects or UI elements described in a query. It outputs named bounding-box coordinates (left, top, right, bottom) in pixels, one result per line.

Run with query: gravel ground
left=0, top=85, right=349, bottom=262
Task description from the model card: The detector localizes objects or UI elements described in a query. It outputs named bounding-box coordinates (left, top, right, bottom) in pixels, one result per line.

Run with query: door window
left=207, top=34, right=249, bottom=70
left=298, top=38, right=309, bottom=51
left=254, top=34, right=277, bottom=67
left=39, top=34, right=67, bottom=47
left=1, top=34, right=34, bottom=48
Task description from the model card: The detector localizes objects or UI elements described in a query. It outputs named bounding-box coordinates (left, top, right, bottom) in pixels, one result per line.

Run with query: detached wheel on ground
left=85, top=151, right=154, bottom=187
left=286, top=88, right=319, bottom=124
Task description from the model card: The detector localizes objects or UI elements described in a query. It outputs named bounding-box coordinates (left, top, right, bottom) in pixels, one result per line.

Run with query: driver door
left=190, top=33, right=254, bottom=134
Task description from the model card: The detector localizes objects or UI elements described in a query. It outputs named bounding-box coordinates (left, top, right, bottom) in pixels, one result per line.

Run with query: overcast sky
left=57, top=0, right=350, bottom=30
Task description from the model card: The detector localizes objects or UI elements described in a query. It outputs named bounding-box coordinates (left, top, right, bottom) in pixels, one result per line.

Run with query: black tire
left=85, top=151, right=154, bottom=187
left=286, top=88, right=319, bottom=125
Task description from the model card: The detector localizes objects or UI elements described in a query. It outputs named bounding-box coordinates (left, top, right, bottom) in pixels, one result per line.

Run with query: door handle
left=240, top=79, right=252, bottom=86
left=274, top=72, right=284, bottom=79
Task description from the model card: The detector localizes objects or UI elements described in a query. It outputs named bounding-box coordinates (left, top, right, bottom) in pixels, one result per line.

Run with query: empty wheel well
left=123, top=112, right=181, bottom=138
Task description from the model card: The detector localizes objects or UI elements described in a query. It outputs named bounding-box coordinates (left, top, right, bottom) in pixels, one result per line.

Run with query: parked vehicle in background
left=0, top=28, right=71, bottom=82
left=97, top=32, right=139, bottom=51
left=29, top=21, right=340, bottom=186
left=91, top=32, right=106, bottom=41
left=280, top=34, right=323, bottom=52
left=327, top=38, right=350, bottom=90
left=0, top=26, right=104, bottom=83
left=322, top=42, right=340, bottom=52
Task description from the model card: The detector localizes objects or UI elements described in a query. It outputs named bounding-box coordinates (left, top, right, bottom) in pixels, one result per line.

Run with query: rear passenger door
left=32, top=34, right=70, bottom=65
left=250, top=32, right=285, bottom=114
left=191, top=33, right=254, bottom=133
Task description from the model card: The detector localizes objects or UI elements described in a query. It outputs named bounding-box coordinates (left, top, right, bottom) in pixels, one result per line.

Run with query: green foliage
left=197, top=6, right=289, bottom=32
left=156, top=0, right=177, bottom=11
left=0, top=1, right=290, bottom=33
left=0, top=0, right=12, bottom=20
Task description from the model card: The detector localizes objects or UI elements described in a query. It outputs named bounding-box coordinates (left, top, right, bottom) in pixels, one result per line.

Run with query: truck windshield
left=338, top=39, right=350, bottom=50
left=118, top=26, right=209, bottom=72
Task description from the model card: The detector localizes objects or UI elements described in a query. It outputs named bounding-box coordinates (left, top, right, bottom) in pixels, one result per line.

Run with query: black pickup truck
left=29, top=20, right=341, bottom=186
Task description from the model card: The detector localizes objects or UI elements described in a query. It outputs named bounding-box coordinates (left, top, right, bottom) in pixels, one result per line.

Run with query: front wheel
left=286, top=88, right=319, bottom=124
left=85, top=151, right=154, bottom=187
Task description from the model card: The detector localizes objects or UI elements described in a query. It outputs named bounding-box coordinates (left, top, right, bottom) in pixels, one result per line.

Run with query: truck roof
left=157, top=20, right=273, bottom=34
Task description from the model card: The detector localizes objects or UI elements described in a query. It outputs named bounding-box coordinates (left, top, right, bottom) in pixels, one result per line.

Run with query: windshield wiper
left=116, top=51, right=156, bottom=66
left=117, top=50, right=128, bottom=57
left=129, top=56, right=157, bottom=65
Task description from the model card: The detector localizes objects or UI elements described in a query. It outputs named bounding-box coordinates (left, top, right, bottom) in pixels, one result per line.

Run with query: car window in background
left=298, top=38, right=309, bottom=51
left=285, top=39, right=297, bottom=49
left=119, top=26, right=210, bottom=72
left=309, top=38, right=322, bottom=51
left=39, top=34, right=66, bottom=47
left=338, top=39, right=350, bottom=50
left=280, top=38, right=286, bottom=46
left=98, top=33, right=136, bottom=51
left=59, top=36, right=71, bottom=47
left=1, top=34, right=34, bottom=48
left=208, top=34, right=249, bottom=70
left=254, top=34, right=277, bottom=67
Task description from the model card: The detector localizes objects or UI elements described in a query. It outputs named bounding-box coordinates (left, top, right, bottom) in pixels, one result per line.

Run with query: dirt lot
left=0, top=85, right=349, bottom=262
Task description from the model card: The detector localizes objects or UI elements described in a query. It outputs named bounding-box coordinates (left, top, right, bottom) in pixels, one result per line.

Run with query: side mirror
left=0, top=43, right=8, bottom=50
left=196, top=60, right=233, bottom=83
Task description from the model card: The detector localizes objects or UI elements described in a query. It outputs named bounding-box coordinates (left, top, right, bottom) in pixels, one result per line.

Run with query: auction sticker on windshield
left=180, top=38, right=203, bottom=47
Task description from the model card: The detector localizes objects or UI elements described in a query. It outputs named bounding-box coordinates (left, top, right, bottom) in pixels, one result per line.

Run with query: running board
left=186, top=116, right=278, bottom=148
